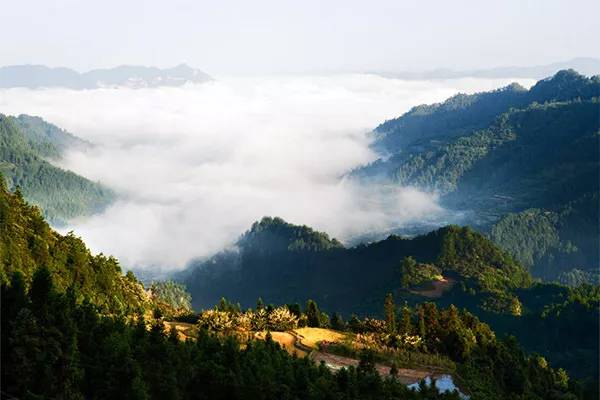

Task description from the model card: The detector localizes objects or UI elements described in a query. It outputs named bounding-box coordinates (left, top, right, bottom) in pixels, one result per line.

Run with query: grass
left=293, top=327, right=352, bottom=349
left=164, top=321, right=198, bottom=341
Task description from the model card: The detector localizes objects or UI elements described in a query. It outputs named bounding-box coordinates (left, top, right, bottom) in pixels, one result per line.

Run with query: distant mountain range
left=373, top=57, right=600, bottom=80
left=354, top=69, right=600, bottom=282
left=0, top=114, right=114, bottom=224
left=0, top=64, right=212, bottom=89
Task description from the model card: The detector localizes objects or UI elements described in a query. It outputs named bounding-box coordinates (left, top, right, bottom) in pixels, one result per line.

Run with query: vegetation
left=490, top=194, right=599, bottom=280
left=5, top=269, right=479, bottom=400
left=0, top=162, right=596, bottom=399
left=0, top=176, right=147, bottom=314
left=400, top=257, right=442, bottom=288
left=488, top=283, right=600, bottom=388
left=0, top=114, right=114, bottom=224
left=180, top=217, right=599, bottom=388
left=175, top=295, right=585, bottom=400
left=150, top=280, right=193, bottom=317
left=181, top=218, right=530, bottom=314
left=356, top=70, right=600, bottom=281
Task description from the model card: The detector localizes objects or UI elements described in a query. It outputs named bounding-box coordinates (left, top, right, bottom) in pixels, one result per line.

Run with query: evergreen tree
left=417, top=305, right=427, bottom=338
left=384, top=293, right=396, bottom=333
left=330, top=312, right=346, bottom=331
left=305, top=299, right=321, bottom=328
left=398, top=304, right=413, bottom=335
left=256, top=297, right=265, bottom=310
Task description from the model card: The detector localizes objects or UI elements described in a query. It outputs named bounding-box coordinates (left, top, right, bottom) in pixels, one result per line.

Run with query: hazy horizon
left=2, top=0, right=599, bottom=75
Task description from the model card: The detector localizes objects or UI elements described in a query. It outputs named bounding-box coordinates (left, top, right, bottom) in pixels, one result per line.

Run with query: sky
left=2, top=0, right=599, bottom=74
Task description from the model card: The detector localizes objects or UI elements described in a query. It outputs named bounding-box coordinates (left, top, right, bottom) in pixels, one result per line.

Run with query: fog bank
left=0, top=74, right=535, bottom=270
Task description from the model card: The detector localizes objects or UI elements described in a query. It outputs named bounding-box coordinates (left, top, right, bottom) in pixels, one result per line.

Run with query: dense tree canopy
left=354, top=70, right=600, bottom=282
left=0, top=114, right=114, bottom=224
left=0, top=176, right=148, bottom=314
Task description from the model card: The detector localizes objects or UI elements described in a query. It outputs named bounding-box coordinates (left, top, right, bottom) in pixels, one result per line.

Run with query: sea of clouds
left=0, top=74, right=534, bottom=271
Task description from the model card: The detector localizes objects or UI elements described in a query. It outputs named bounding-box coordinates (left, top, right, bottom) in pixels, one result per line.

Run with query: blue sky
left=3, top=0, right=599, bottom=74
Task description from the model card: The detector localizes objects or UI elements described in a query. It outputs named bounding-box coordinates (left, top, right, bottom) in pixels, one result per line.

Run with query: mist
left=0, top=74, right=534, bottom=271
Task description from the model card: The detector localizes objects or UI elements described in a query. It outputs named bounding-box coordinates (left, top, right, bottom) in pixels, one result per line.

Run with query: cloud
left=0, top=74, right=535, bottom=270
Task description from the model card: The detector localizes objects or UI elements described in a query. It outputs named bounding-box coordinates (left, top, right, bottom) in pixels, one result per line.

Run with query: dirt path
left=256, top=331, right=309, bottom=357
left=163, top=321, right=197, bottom=341
left=310, top=351, right=434, bottom=384
left=411, top=277, right=456, bottom=298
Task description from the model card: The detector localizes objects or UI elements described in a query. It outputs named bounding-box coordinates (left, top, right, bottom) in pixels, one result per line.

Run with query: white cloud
left=0, top=74, right=535, bottom=270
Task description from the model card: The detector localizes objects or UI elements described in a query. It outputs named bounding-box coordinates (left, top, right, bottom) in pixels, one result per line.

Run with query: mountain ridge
left=354, top=69, right=600, bottom=281
left=372, top=57, right=600, bottom=80
left=0, top=114, right=114, bottom=224
left=0, top=63, right=212, bottom=89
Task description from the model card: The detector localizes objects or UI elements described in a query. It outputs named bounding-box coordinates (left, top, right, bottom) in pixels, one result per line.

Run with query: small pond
left=407, top=375, right=469, bottom=399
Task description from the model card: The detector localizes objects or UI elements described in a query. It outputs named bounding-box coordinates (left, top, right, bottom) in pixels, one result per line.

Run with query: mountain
left=179, top=217, right=598, bottom=383
left=10, top=114, right=91, bottom=156
left=179, top=217, right=530, bottom=315
left=0, top=114, right=114, bottom=224
left=0, top=63, right=212, bottom=89
left=374, top=57, right=600, bottom=80
left=354, top=70, right=600, bottom=281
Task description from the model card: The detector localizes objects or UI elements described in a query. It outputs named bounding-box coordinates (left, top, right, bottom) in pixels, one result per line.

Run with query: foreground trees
left=3, top=269, right=468, bottom=400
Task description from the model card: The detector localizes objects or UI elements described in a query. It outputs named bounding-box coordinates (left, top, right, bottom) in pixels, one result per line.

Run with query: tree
left=510, top=297, right=523, bottom=316
left=398, top=304, right=413, bottom=335
left=330, top=313, right=346, bottom=331
left=400, top=256, right=418, bottom=288
left=423, top=302, right=439, bottom=348
left=29, top=266, right=54, bottom=322
left=384, top=293, right=396, bottom=333
left=417, top=305, right=426, bottom=338
left=268, top=306, right=298, bottom=331
left=446, top=304, right=460, bottom=331
left=305, top=299, right=321, bottom=328
left=256, top=297, right=265, bottom=311
left=286, top=303, right=301, bottom=317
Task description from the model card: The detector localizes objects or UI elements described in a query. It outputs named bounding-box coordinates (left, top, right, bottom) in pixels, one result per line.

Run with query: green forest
left=356, top=70, right=599, bottom=284
left=180, top=216, right=599, bottom=391
left=0, top=114, right=114, bottom=225
left=1, top=173, right=597, bottom=399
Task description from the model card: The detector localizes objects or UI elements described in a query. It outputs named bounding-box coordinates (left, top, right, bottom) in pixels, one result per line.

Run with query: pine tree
left=330, top=312, right=346, bottom=331
left=423, top=302, right=439, bottom=348
left=417, top=305, right=426, bottom=338
left=256, top=297, right=265, bottom=311
left=384, top=293, right=396, bottom=333
left=305, top=299, right=321, bottom=328
left=398, top=304, right=413, bottom=335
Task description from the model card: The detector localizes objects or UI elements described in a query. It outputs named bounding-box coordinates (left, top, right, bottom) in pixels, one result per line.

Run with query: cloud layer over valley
left=0, top=74, right=534, bottom=270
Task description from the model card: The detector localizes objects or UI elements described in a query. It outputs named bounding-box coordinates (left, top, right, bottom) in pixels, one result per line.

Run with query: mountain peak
left=528, top=69, right=598, bottom=102
left=243, top=216, right=343, bottom=252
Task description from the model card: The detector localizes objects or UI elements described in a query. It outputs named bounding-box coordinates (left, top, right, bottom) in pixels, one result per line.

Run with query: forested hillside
left=355, top=70, right=600, bottom=282
left=0, top=176, right=146, bottom=313
left=180, top=217, right=599, bottom=386
left=180, top=217, right=531, bottom=315
left=3, top=169, right=588, bottom=400
left=0, top=114, right=114, bottom=224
